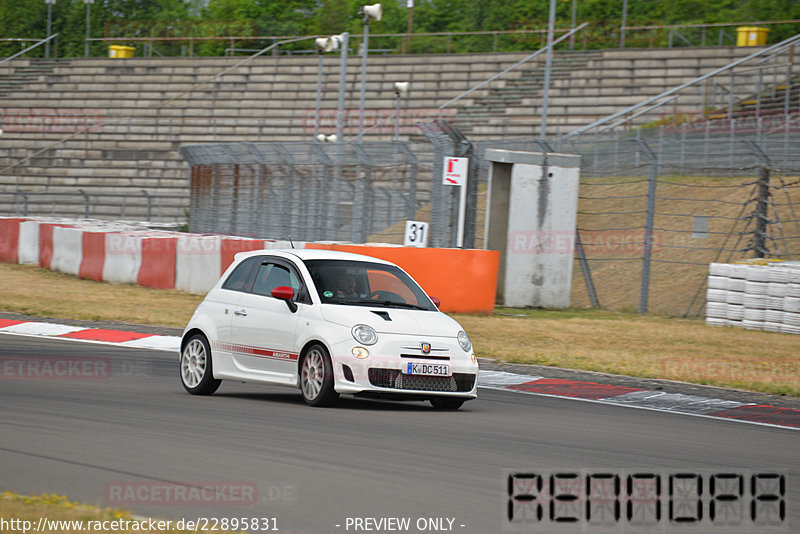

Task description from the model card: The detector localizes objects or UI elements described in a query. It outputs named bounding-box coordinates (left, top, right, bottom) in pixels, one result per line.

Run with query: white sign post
left=442, top=156, right=469, bottom=248
left=403, top=220, right=429, bottom=247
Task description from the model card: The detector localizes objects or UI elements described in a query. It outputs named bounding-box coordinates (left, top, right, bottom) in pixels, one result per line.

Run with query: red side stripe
left=0, top=319, right=27, bottom=328
left=509, top=378, right=643, bottom=400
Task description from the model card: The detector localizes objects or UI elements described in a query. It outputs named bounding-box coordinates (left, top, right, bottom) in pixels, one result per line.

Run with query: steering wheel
left=366, top=290, right=402, bottom=301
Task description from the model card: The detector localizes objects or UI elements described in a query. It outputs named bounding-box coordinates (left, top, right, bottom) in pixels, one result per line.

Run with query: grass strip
left=0, top=492, right=239, bottom=534
left=1, top=263, right=797, bottom=396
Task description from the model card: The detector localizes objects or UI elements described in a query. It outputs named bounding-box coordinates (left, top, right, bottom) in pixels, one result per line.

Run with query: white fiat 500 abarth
left=179, top=249, right=478, bottom=409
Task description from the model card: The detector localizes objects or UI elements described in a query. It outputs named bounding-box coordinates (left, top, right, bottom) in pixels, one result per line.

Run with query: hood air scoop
left=371, top=310, right=392, bottom=321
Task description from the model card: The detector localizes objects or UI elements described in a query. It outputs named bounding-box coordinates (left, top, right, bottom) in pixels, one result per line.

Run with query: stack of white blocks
left=706, top=262, right=800, bottom=334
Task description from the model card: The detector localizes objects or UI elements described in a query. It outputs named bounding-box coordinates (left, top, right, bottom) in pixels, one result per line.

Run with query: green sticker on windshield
left=323, top=290, right=333, bottom=298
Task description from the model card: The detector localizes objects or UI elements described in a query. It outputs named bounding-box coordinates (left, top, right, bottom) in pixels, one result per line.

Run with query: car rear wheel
left=430, top=397, right=466, bottom=410
left=300, top=344, right=338, bottom=407
left=180, top=334, right=221, bottom=395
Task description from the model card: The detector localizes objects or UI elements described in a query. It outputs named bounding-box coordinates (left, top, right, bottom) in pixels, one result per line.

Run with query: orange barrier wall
left=306, top=244, right=499, bottom=315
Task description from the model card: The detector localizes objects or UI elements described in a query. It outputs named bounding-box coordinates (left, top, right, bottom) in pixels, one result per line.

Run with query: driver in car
left=335, top=274, right=360, bottom=299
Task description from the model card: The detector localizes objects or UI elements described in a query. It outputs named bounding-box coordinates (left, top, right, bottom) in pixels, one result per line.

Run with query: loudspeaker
left=361, top=3, right=383, bottom=21
left=393, top=82, right=409, bottom=97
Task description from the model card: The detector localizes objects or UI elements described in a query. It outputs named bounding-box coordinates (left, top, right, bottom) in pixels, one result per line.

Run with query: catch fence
left=178, top=119, right=800, bottom=316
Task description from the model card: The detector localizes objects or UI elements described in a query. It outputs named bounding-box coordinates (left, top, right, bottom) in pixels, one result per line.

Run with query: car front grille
left=367, top=368, right=475, bottom=393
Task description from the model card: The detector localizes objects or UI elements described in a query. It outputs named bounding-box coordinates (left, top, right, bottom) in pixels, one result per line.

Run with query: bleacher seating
left=0, top=46, right=763, bottom=221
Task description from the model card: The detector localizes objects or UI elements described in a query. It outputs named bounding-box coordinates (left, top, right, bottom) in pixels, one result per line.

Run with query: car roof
left=233, top=248, right=396, bottom=266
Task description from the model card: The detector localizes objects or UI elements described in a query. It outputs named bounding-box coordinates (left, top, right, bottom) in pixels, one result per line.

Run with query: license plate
left=406, top=362, right=450, bottom=376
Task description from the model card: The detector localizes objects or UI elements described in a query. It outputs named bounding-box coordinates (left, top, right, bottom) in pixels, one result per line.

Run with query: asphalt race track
left=0, top=333, right=797, bottom=534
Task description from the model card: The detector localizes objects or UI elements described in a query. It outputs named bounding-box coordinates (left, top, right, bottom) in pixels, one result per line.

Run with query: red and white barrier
left=18, top=220, right=40, bottom=265
left=0, top=216, right=499, bottom=314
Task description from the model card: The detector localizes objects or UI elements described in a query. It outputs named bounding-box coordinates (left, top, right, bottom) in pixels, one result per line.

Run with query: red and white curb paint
left=0, top=319, right=181, bottom=352
left=1, top=320, right=797, bottom=430
left=479, top=370, right=800, bottom=430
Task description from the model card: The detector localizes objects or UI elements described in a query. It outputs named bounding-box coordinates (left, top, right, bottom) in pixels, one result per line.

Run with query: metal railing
left=3, top=189, right=182, bottom=222
left=0, top=34, right=59, bottom=66
left=438, top=23, right=588, bottom=116
left=564, top=32, right=800, bottom=138
left=78, top=20, right=800, bottom=58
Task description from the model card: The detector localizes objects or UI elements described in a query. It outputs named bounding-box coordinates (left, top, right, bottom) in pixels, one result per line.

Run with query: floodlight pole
left=45, top=0, right=55, bottom=59
left=84, top=0, right=94, bottom=58
left=358, top=15, right=370, bottom=142
left=336, top=33, right=349, bottom=144
left=570, top=0, right=577, bottom=50
left=315, top=49, right=324, bottom=142
left=539, top=0, right=557, bottom=140
left=394, top=91, right=401, bottom=141
left=621, top=0, right=628, bottom=48
left=405, top=0, right=414, bottom=53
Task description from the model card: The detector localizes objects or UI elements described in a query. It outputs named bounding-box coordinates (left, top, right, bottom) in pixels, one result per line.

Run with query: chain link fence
left=178, top=119, right=800, bottom=316
left=180, top=141, right=435, bottom=243
left=551, top=125, right=800, bottom=316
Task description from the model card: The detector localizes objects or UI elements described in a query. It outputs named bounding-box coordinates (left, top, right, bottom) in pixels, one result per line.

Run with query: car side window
left=221, top=257, right=261, bottom=292
left=252, top=263, right=304, bottom=301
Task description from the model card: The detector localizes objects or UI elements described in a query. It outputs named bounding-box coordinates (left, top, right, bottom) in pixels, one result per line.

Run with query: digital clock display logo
left=504, top=469, right=787, bottom=533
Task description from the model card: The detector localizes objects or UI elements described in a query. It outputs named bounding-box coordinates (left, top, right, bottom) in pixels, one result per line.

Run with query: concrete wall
left=485, top=150, right=581, bottom=308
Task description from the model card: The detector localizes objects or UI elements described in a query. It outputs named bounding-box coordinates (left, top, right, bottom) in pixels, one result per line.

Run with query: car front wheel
left=180, top=334, right=221, bottom=395
left=300, top=344, right=338, bottom=407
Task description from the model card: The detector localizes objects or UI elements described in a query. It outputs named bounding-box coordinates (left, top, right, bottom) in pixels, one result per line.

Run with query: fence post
left=77, top=189, right=89, bottom=219
left=141, top=189, right=152, bottom=221
left=754, top=163, right=771, bottom=258
left=636, top=140, right=658, bottom=314
left=575, top=230, right=599, bottom=308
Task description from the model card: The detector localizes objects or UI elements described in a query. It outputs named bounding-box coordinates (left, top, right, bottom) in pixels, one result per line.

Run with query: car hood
left=320, top=304, right=463, bottom=337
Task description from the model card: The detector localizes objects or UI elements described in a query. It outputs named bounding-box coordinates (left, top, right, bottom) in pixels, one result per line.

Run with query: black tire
left=430, top=397, right=466, bottom=410
left=180, top=334, right=222, bottom=395
left=299, top=343, right=339, bottom=407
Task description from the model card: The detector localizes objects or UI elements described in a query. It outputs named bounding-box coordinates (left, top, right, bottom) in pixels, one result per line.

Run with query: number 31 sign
left=404, top=220, right=429, bottom=247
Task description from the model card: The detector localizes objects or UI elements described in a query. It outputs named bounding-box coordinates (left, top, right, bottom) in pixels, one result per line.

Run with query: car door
left=205, top=255, right=262, bottom=362
left=229, top=257, right=306, bottom=384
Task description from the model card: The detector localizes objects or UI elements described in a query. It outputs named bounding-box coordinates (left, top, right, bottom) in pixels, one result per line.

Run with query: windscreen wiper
left=357, top=300, right=428, bottom=310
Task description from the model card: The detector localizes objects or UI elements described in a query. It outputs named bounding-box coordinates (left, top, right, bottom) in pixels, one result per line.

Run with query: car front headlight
left=352, top=324, right=378, bottom=346
left=457, top=330, right=472, bottom=352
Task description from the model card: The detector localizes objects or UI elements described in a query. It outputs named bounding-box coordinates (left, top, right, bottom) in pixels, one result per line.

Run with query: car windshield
left=304, top=259, right=437, bottom=311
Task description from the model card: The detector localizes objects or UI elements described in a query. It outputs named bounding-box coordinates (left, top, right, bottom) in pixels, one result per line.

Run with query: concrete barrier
left=103, top=232, right=142, bottom=284
left=79, top=231, right=106, bottom=281
left=0, top=218, right=23, bottom=263
left=0, top=216, right=498, bottom=314
left=50, top=226, right=84, bottom=276
left=18, top=221, right=40, bottom=265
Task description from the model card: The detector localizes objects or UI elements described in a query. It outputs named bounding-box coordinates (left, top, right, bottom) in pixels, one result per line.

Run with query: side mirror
left=429, top=296, right=441, bottom=309
left=271, top=286, right=297, bottom=313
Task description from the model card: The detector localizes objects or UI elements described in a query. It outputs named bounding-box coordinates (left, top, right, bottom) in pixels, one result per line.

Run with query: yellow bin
left=736, top=26, right=769, bottom=46
left=109, top=45, right=135, bottom=58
